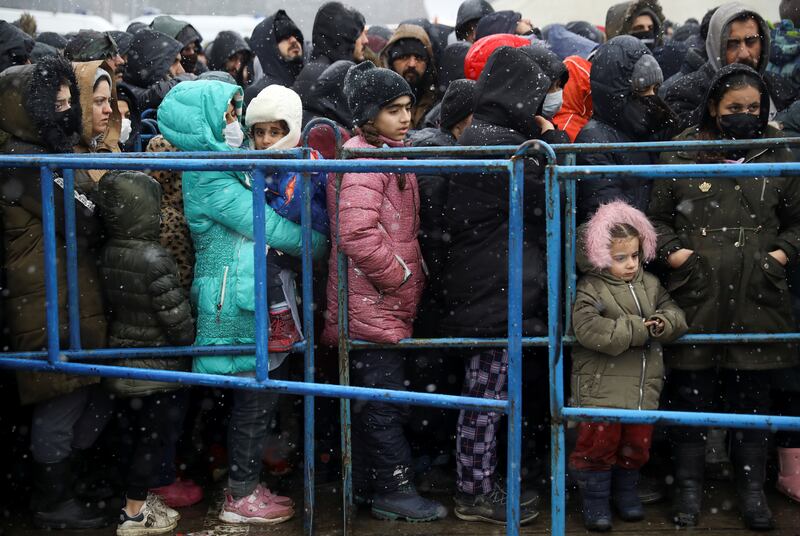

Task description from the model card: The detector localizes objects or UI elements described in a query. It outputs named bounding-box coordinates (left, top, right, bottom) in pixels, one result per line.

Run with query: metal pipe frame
left=3, top=136, right=800, bottom=536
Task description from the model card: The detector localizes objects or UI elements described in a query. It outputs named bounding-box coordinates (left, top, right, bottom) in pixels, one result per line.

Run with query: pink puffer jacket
left=322, top=135, right=426, bottom=345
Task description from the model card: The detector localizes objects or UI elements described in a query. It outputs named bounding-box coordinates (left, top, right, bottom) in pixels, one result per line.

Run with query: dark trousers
left=125, top=390, right=189, bottom=500
left=227, top=364, right=287, bottom=499
left=570, top=422, right=654, bottom=471
left=664, top=368, right=771, bottom=446
left=350, top=349, right=412, bottom=494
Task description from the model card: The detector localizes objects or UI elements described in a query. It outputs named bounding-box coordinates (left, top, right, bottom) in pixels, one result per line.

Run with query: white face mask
left=223, top=120, right=244, bottom=148
left=541, top=89, right=564, bottom=119
left=119, top=117, right=132, bottom=145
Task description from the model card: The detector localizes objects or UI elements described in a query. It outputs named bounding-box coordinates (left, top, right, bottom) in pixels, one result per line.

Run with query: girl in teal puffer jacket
left=158, top=80, right=327, bottom=524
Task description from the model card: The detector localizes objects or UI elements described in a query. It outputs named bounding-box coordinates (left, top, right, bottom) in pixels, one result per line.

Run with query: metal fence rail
left=0, top=134, right=799, bottom=536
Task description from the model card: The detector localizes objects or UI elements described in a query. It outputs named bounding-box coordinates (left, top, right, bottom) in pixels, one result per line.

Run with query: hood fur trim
left=583, top=200, right=657, bottom=270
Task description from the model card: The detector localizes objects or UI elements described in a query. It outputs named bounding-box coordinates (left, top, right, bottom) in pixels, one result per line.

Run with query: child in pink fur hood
left=569, top=200, right=687, bottom=531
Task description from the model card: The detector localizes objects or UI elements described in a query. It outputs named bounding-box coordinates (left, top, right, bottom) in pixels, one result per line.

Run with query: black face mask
left=717, top=112, right=763, bottom=140
left=619, top=94, right=675, bottom=139
left=630, top=29, right=656, bottom=51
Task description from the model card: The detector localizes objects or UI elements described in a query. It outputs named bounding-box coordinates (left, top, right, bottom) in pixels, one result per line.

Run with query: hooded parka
left=575, top=36, right=670, bottom=222
left=0, top=20, right=34, bottom=73
left=293, top=2, right=366, bottom=100
left=97, top=171, right=194, bottom=397
left=663, top=3, right=798, bottom=127
left=244, top=11, right=305, bottom=107
left=572, top=205, right=687, bottom=411
left=441, top=46, right=568, bottom=337
left=0, top=57, right=107, bottom=404
left=604, top=0, right=665, bottom=46
left=157, top=80, right=328, bottom=375
left=380, top=24, right=438, bottom=129
left=649, top=64, right=800, bottom=371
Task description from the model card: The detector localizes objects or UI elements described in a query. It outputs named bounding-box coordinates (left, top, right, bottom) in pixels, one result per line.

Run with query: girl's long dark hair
left=358, top=122, right=407, bottom=190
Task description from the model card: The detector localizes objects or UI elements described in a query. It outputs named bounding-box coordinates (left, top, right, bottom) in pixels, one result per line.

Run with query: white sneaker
left=146, top=493, right=180, bottom=524
left=117, top=500, right=177, bottom=536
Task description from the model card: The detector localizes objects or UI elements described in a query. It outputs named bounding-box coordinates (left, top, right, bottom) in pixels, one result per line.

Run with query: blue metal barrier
left=1, top=135, right=800, bottom=536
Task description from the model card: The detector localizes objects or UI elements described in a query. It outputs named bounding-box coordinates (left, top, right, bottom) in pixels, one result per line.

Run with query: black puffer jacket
left=97, top=171, right=194, bottom=395
left=0, top=21, right=34, bottom=73
left=245, top=10, right=304, bottom=107
left=0, top=57, right=107, bottom=405
left=293, top=2, right=365, bottom=100
left=441, top=46, right=567, bottom=337
left=575, top=36, right=667, bottom=222
left=301, top=59, right=354, bottom=129
left=125, top=29, right=183, bottom=90
left=98, top=170, right=193, bottom=348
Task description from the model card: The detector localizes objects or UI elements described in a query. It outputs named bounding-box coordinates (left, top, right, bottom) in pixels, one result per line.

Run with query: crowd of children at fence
left=2, top=0, right=800, bottom=533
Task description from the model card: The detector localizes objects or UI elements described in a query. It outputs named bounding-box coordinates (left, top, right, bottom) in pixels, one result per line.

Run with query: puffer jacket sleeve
left=649, top=284, right=688, bottom=342
left=337, top=170, right=408, bottom=292
left=573, top=278, right=650, bottom=356
left=192, top=172, right=328, bottom=260
left=147, top=248, right=195, bottom=346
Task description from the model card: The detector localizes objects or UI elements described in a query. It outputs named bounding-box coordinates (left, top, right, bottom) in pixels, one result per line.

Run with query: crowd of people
left=1, top=0, right=800, bottom=533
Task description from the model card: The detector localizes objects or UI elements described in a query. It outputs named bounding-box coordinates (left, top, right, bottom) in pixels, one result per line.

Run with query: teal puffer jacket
left=158, top=80, right=328, bottom=375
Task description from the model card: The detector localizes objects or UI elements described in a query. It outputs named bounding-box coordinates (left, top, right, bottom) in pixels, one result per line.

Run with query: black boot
left=573, top=469, right=612, bottom=532
left=671, top=442, right=705, bottom=527
left=31, top=460, right=109, bottom=529
left=732, top=443, right=774, bottom=531
left=71, top=448, right=116, bottom=501
left=612, top=467, right=644, bottom=521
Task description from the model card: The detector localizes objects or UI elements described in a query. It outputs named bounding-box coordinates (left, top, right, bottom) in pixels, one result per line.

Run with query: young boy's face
left=252, top=120, right=289, bottom=150
left=608, top=237, right=640, bottom=282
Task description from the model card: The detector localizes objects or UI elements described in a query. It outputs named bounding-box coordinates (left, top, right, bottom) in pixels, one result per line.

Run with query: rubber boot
left=732, top=443, right=774, bottom=531
left=612, top=467, right=644, bottom=521
left=573, top=469, right=612, bottom=532
left=776, top=447, right=800, bottom=503
left=31, top=460, right=109, bottom=529
left=671, top=442, right=705, bottom=527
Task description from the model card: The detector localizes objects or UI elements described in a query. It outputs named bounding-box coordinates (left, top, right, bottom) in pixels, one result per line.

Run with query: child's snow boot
left=573, top=469, right=612, bottom=532
left=776, top=447, right=800, bottom=503
left=612, top=467, right=644, bottom=521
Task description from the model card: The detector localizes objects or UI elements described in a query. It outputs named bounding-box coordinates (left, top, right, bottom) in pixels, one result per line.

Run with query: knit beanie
left=245, top=84, right=303, bottom=150
left=631, top=53, right=663, bottom=92
left=440, top=79, right=477, bottom=131
left=385, top=38, right=429, bottom=62
left=343, top=61, right=415, bottom=127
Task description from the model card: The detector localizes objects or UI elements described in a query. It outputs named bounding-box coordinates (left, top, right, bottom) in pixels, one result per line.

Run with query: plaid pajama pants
left=456, top=348, right=508, bottom=495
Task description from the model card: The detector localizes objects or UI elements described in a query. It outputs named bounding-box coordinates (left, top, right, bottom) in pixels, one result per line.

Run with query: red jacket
left=463, top=33, right=531, bottom=80
left=553, top=55, right=593, bottom=142
left=322, top=135, right=426, bottom=345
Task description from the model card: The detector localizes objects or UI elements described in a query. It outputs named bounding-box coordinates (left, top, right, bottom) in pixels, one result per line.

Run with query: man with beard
left=663, top=2, right=798, bottom=127
left=207, top=30, right=252, bottom=89
left=124, top=29, right=195, bottom=111
left=245, top=10, right=305, bottom=107
left=64, top=30, right=127, bottom=83
left=380, top=24, right=438, bottom=130
left=150, top=15, right=206, bottom=75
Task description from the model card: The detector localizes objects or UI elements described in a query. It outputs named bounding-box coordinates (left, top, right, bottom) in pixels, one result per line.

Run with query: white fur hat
left=245, top=84, right=302, bottom=150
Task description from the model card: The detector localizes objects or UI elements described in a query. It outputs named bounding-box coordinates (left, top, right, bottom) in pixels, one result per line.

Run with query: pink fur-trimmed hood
left=582, top=200, right=657, bottom=270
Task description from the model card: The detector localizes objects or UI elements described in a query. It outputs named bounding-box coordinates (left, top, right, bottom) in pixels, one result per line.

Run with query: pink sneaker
left=219, top=489, right=294, bottom=524
left=150, top=479, right=204, bottom=508
left=254, top=483, right=295, bottom=507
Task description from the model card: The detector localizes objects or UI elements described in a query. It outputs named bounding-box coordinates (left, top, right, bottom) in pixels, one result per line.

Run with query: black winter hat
left=36, top=31, right=68, bottom=50
left=386, top=38, right=429, bottom=63
left=439, top=79, right=476, bottom=131
left=343, top=61, right=415, bottom=127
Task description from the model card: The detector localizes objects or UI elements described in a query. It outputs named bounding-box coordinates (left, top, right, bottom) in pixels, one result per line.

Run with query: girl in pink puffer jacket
left=322, top=61, right=445, bottom=523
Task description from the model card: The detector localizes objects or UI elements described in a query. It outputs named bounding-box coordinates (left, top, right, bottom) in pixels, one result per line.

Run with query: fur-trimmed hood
left=0, top=55, right=81, bottom=153
left=581, top=200, right=657, bottom=272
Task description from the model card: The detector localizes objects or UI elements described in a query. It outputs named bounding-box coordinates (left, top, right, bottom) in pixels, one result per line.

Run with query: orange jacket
left=553, top=55, right=592, bottom=142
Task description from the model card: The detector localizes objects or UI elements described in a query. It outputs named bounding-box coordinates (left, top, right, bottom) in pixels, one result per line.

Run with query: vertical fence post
left=40, top=166, right=61, bottom=364
left=563, top=153, right=577, bottom=334
left=546, top=162, right=567, bottom=535
left=506, top=159, right=525, bottom=536
left=335, top=172, right=354, bottom=534
left=300, top=159, right=316, bottom=536
left=62, top=168, right=82, bottom=351
left=251, top=168, right=270, bottom=381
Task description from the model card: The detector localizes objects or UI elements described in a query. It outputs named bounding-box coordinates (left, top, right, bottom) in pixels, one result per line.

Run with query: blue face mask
left=541, top=89, right=563, bottom=119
